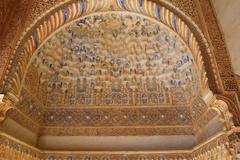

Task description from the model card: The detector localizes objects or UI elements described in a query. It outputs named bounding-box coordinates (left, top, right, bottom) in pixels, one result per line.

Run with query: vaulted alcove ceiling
left=0, top=0, right=236, bottom=154
left=10, top=10, right=216, bottom=140
left=0, top=0, right=237, bottom=157
left=31, top=12, right=200, bottom=107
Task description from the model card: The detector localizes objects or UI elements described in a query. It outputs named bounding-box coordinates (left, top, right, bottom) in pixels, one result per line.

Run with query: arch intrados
left=3, top=0, right=213, bottom=103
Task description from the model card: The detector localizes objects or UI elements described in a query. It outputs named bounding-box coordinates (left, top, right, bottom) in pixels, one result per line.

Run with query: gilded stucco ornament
left=0, top=0, right=239, bottom=159
left=1, top=0, right=239, bottom=127
left=210, top=99, right=234, bottom=130
left=16, top=11, right=208, bottom=136
left=3, top=0, right=210, bottom=100
left=0, top=0, right=216, bottom=136
left=196, top=0, right=240, bottom=126
left=0, top=94, right=16, bottom=123
left=34, top=12, right=199, bottom=107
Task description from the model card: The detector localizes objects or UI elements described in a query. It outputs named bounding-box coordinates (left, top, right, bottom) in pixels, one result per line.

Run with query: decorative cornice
left=0, top=131, right=235, bottom=159
left=39, top=126, right=194, bottom=136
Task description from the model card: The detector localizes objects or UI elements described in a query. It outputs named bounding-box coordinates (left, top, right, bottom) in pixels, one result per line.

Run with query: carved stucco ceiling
left=0, top=0, right=202, bottom=89
left=0, top=0, right=234, bottom=153
left=29, top=12, right=199, bottom=106
left=18, top=12, right=207, bottom=136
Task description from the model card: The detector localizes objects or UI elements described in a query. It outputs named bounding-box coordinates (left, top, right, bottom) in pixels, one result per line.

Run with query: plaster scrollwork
left=0, top=94, right=15, bottom=123
left=211, top=99, right=234, bottom=131
left=192, top=98, right=234, bottom=133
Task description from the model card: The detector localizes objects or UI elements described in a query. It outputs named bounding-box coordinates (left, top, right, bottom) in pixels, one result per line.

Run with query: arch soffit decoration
left=3, top=0, right=211, bottom=99
left=0, top=0, right=230, bottom=127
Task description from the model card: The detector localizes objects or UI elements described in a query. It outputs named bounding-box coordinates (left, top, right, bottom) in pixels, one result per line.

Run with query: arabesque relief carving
left=12, top=11, right=210, bottom=137
left=196, top=0, right=240, bottom=125
left=34, top=13, right=199, bottom=107
left=0, top=0, right=240, bottom=159
left=0, top=0, right=214, bottom=137
left=0, top=0, right=239, bottom=124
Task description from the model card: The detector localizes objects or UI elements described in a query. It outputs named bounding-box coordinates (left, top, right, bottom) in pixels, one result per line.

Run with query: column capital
left=211, top=99, right=234, bottom=131
left=0, top=94, right=15, bottom=124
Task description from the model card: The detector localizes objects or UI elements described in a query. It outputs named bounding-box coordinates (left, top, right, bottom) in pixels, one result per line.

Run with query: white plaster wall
left=211, top=0, right=240, bottom=75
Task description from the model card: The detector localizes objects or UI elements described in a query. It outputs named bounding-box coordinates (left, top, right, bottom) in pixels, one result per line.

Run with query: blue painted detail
left=63, top=8, right=69, bottom=22
left=188, top=30, right=191, bottom=46
left=33, top=31, right=38, bottom=48
left=121, top=0, right=126, bottom=10
left=67, top=156, right=73, bottom=160
left=82, top=0, right=85, bottom=15
left=140, top=0, right=143, bottom=7
left=173, top=16, right=177, bottom=31
left=157, top=5, right=161, bottom=19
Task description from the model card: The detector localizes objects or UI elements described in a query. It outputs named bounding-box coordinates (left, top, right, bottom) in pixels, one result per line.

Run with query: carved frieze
left=43, top=107, right=191, bottom=127
left=0, top=132, right=236, bottom=159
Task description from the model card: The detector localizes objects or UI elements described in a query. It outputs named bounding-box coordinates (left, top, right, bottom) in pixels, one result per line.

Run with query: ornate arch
left=2, top=0, right=213, bottom=102
left=0, top=0, right=235, bottom=132
left=0, top=0, right=239, bottom=159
